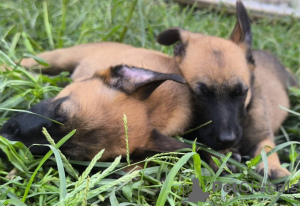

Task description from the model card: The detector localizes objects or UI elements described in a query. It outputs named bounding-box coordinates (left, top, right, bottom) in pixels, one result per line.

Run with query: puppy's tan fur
left=156, top=0, right=296, bottom=179
left=8, top=42, right=192, bottom=161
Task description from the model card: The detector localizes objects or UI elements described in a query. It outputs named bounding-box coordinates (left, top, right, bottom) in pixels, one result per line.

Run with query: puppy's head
left=0, top=65, right=189, bottom=160
left=157, top=0, right=255, bottom=150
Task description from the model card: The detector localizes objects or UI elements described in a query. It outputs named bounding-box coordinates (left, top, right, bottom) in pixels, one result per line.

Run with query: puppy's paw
left=20, top=58, right=40, bottom=69
left=208, top=148, right=241, bottom=173
left=256, top=163, right=290, bottom=180
left=227, top=150, right=242, bottom=173
left=0, top=64, right=12, bottom=72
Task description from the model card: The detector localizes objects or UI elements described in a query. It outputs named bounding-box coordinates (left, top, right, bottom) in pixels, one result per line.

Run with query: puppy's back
left=254, top=50, right=298, bottom=88
left=253, top=50, right=297, bottom=132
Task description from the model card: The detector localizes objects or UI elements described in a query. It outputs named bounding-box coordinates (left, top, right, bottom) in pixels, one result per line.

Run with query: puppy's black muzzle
left=216, top=130, right=235, bottom=148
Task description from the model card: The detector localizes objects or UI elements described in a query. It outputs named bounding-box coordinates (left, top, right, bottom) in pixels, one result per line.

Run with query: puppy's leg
left=243, top=121, right=290, bottom=180
left=239, top=82, right=291, bottom=180
left=20, top=50, right=77, bottom=75
left=253, top=139, right=290, bottom=180
left=20, top=44, right=95, bottom=75
left=20, top=43, right=112, bottom=75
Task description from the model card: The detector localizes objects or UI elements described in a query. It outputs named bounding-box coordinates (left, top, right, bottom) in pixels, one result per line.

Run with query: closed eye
left=197, top=82, right=213, bottom=97
left=52, top=97, right=69, bottom=123
left=232, top=84, right=248, bottom=97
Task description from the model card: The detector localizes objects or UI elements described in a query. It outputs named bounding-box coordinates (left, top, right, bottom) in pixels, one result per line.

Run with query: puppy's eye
left=233, top=85, right=248, bottom=96
left=201, top=85, right=209, bottom=94
left=200, top=84, right=210, bottom=94
left=52, top=97, right=68, bottom=124
left=54, top=114, right=67, bottom=124
left=197, top=83, right=212, bottom=97
left=53, top=108, right=67, bottom=124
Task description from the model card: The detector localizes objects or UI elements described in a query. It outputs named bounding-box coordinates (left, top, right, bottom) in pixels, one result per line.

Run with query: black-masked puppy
left=157, top=0, right=297, bottom=179
left=0, top=43, right=192, bottom=161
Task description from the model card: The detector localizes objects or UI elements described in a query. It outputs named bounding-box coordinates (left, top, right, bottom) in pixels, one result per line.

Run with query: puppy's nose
left=216, top=132, right=235, bottom=147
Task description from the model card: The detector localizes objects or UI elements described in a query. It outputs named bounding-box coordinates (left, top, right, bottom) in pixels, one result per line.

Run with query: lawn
left=0, top=0, right=300, bottom=205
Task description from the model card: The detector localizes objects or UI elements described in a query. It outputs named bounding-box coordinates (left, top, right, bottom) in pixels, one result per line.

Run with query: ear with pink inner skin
left=99, top=64, right=186, bottom=100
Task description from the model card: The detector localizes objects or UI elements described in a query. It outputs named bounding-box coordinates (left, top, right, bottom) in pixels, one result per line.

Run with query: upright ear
left=96, top=64, right=186, bottom=100
left=132, top=129, right=191, bottom=160
left=230, top=0, right=252, bottom=47
left=230, top=0, right=254, bottom=64
left=157, top=28, right=190, bottom=57
left=157, top=28, right=186, bottom=46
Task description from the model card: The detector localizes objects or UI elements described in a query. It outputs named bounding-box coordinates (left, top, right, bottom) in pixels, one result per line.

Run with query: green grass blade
left=279, top=105, right=300, bottom=116
left=42, top=0, right=54, bottom=49
left=223, top=194, right=274, bottom=206
left=0, top=137, right=30, bottom=173
left=74, top=149, right=105, bottom=188
left=43, top=127, right=78, bottom=179
left=110, top=187, right=120, bottom=206
left=119, top=0, right=138, bottom=42
left=0, top=50, right=16, bottom=67
left=260, top=148, right=268, bottom=186
left=0, top=176, right=22, bottom=187
left=42, top=128, right=67, bottom=200
left=23, top=53, right=50, bottom=67
left=1, top=199, right=27, bottom=206
left=21, top=32, right=34, bottom=53
left=0, top=95, right=24, bottom=109
left=22, top=129, right=76, bottom=202
left=59, top=155, right=122, bottom=204
left=253, top=141, right=300, bottom=166
left=123, top=114, right=130, bottom=165
left=155, top=152, right=195, bottom=206
left=57, top=0, right=68, bottom=48
left=207, top=152, right=232, bottom=191
left=192, top=140, right=205, bottom=191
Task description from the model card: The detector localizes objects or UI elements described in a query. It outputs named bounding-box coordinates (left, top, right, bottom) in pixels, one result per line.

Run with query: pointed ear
left=96, top=64, right=186, bottom=100
left=157, top=28, right=190, bottom=57
left=230, top=0, right=252, bottom=48
left=230, top=0, right=254, bottom=65
left=157, top=28, right=183, bottom=46
left=132, top=129, right=191, bottom=160
left=157, top=27, right=191, bottom=45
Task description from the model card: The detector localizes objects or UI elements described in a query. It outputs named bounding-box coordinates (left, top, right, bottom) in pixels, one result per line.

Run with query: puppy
left=0, top=43, right=192, bottom=161
left=156, top=0, right=297, bottom=179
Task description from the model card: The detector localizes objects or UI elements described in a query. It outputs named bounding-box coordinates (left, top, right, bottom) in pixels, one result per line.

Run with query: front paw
left=208, top=148, right=242, bottom=173
left=256, top=163, right=290, bottom=180
left=0, top=64, right=12, bottom=72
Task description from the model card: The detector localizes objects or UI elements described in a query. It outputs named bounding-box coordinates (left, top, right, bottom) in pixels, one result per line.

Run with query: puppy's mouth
left=214, top=141, right=235, bottom=150
left=199, top=134, right=236, bottom=150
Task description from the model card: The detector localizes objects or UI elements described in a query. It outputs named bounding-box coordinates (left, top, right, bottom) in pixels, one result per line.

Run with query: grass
left=0, top=0, right=300, bottom=205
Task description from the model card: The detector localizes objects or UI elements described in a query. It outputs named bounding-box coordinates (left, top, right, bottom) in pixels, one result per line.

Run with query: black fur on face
left=185, top=81, right=249, bottom=150
left=0, top=97, right=68, bottom=155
